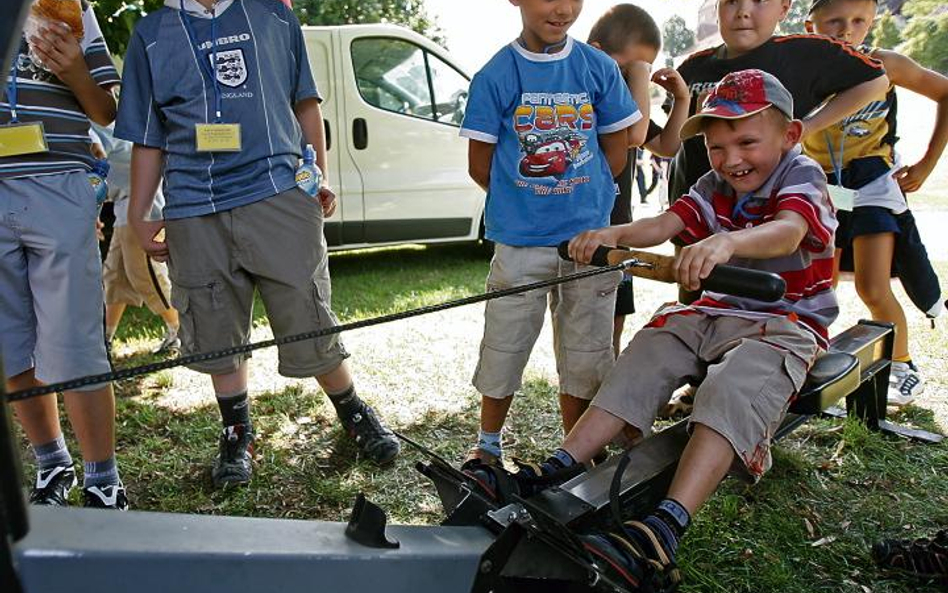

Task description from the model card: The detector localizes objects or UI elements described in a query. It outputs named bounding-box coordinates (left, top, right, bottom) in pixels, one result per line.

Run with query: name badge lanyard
left=7, top=63, right=20, bottom=123
left=180, top=0, right=223, bottom=123
left=824, top=126, right=849, bottom=188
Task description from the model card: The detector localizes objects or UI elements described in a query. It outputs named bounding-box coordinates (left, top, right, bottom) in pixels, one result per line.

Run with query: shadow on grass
left=111, top=242, right=491, bottom=345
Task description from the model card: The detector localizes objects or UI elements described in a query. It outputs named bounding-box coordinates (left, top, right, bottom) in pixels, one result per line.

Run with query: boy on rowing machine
left=467, top=69, right=838, bottom=590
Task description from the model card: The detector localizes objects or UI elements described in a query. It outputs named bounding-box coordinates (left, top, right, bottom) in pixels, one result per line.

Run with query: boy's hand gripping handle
left=557, top=241, right=786, bottom=303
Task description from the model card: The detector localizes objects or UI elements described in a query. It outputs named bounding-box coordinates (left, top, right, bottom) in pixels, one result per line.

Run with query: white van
left=302, top=24, right=484, bottom=250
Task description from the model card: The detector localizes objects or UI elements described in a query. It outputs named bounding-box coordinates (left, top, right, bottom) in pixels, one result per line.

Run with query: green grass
left=13, top=239, right=948, bottom=592
left=11, top=88, right=948, bottom=591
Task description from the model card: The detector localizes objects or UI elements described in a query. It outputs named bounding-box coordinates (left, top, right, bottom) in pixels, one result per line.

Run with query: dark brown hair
left=587, top=4, right=661, bottom=55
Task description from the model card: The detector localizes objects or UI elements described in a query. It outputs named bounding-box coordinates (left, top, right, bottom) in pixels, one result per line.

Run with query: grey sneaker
left=211, top=424, right=254, bottom=487
left=153, top=327, right=181, bottom=355
left=339, top=404, right=400, bottom=465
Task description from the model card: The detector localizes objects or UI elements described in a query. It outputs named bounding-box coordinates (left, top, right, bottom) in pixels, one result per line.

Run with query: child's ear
left=778, top=0, right=792, bottom=20
left=590, top=40, right=601, bottom=50
left=804, top=20, right=815, bottom=34
left=785, top=119, right=804, bottom=147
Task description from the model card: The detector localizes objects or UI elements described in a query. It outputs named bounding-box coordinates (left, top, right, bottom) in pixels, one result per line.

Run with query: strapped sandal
left=872, top=529, right=948, bottom=582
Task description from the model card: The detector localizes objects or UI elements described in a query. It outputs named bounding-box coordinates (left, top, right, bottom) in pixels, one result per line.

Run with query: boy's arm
left=624, top=62, right=651, bottom=148
left=880, top=50, right=948, bottom=193
left=28, top=22, right=116, bottom=125
left=802, top=76, right=889, bottom=137
left=468, top=140, right=494, bottom=191
left=568, top=211, right=685, bottom=263
left=675, top=211, right=808, bottom=291
left=645, top=68, right=689, bottom=157
left=294, top=97, right=336, bottom=216
left=128, top=145, right=168, bottom=261
left=600, top=129, right=630, bottom=177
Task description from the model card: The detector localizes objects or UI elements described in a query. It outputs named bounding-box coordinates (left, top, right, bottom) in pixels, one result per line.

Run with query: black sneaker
left=29, top=465, right=77, bottom=506
left=339, top=404, right=400, bottom=465
left=211, top=424, right=254, bottom=487
left=873, top=530, right=948, bottom=582
left=82, top=483, right=129, bottom=510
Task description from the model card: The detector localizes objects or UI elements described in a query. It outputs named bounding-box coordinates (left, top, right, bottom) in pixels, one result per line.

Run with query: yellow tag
left=195, top=123, right=242, bottom=152
left=828, top=185, right=857, bottom=212
left=0, top=122, right=48, bottom=157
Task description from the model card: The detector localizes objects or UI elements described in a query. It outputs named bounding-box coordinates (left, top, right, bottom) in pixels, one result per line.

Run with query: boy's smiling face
left=511, top=0, right=584, bottom=51
left=717, top=0, right=791, bottom=57
left=703, top=110, right=802, bottom=195
left=806, top=0, right=876, bottom=46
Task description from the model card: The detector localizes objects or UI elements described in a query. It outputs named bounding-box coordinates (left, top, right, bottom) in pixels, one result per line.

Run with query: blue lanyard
left=180, top=0, right=223, bottom=122
left=7, top=62, right=19, bottom=123
left=824, top=126, right=849, bottom=186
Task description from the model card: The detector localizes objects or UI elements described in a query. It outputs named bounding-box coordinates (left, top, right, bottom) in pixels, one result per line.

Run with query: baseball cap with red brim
left=679, top=69, right=795, bottom=140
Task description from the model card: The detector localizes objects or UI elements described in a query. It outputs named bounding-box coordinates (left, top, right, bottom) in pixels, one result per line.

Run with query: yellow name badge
left=195, top=123, right=242, bottom=152
left=827, top=185, right=857, bottom=212
left=0, top=122, right=49, bottom=158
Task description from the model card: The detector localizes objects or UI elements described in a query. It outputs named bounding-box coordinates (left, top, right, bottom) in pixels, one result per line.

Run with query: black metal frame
left=1, top=363, right=28, bottom=593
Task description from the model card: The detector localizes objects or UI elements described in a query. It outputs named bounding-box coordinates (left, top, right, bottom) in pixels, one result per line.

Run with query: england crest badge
left=211, top=49, right=248, bottom=88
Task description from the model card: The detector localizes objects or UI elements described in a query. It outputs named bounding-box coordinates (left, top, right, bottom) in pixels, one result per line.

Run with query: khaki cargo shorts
left=591, top=310, right=819, bottom=480
left=165, top=187, right=348, bottom=377
left=472, top=243, right=621, bottom=400
left=104, top=225, right=173, bottom=314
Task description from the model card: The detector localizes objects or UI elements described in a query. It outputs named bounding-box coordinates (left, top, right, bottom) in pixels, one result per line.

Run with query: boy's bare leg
left=562, top=405, right=629, bottom=462
left=210, top=361, right=249, bottom=396
left=464, top=395, right=514, bottom=463
left=104, top=302, right=126, bottom=336
left=315, top=360, right=353, bottom=393
left=63, top=386, right=116, bottom=463
left=159, top=307, right=180, bottom=329
left=666, top=423, right=733, bottom=514
left=852, top=233, right=908, bottom=358
left=612, top=315, right=625, bottom=357
left=9, top=369, right=61, bottom=446
left=559, top=392, right=591, bottom=435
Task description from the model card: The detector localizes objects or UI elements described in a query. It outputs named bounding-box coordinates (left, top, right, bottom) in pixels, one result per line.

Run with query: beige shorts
left=104, top=225, right=173, bottom=314
left=592, top=310, right=819, bottom=480
left=472, top=243, right=621, bottom=400
left=165, top=187, right=348, bottom=377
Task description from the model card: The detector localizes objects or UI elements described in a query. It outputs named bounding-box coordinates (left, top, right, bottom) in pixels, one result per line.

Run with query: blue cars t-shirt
left=115, top=0, right=320, bottom=220
left=460, top=37, right=640, bottom=246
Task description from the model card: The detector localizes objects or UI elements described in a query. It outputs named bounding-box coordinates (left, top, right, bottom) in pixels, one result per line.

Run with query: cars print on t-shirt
left=513, top=91, right=594, bottom=187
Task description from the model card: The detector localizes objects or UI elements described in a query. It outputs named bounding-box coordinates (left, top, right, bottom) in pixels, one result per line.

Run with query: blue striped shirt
left=114, top=0, right=320, bottom=220
left=0, top=5, right=121, bottom=179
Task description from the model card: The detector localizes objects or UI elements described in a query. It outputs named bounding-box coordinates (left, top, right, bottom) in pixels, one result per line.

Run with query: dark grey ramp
left=16, top=506, right=494, bottom=593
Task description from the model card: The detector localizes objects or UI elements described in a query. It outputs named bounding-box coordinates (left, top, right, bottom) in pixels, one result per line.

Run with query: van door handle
left=353, top=118, right=368, bottom=150
left=324, top=119, right=332, bottom=151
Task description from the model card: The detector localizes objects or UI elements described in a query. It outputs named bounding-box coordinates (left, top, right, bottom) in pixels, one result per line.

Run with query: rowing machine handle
left=557, top=241, right=613, bottom=267
left=556, top=241, right=786, bottom=302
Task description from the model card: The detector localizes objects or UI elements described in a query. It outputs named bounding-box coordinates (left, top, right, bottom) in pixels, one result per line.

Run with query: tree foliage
left=872, top=10, right=902, bottom=50
left=777, top=0, right=808, bottom=35
left=91, top=0, right=163, bottom=57
left=88, top=0, right=442, bottom=58
left=662, top=15, right=695, bottom=58
left=901, top=11, right=948, bottom=73
left=293, top=0, right=443, bottom=45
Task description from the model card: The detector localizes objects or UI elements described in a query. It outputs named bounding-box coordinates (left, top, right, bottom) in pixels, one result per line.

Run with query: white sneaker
left=888, top=361, right=924, bottom=407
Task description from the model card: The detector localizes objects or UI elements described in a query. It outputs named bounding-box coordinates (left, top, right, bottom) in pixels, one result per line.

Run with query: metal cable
left=5, top=261, right=633, bottom=403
